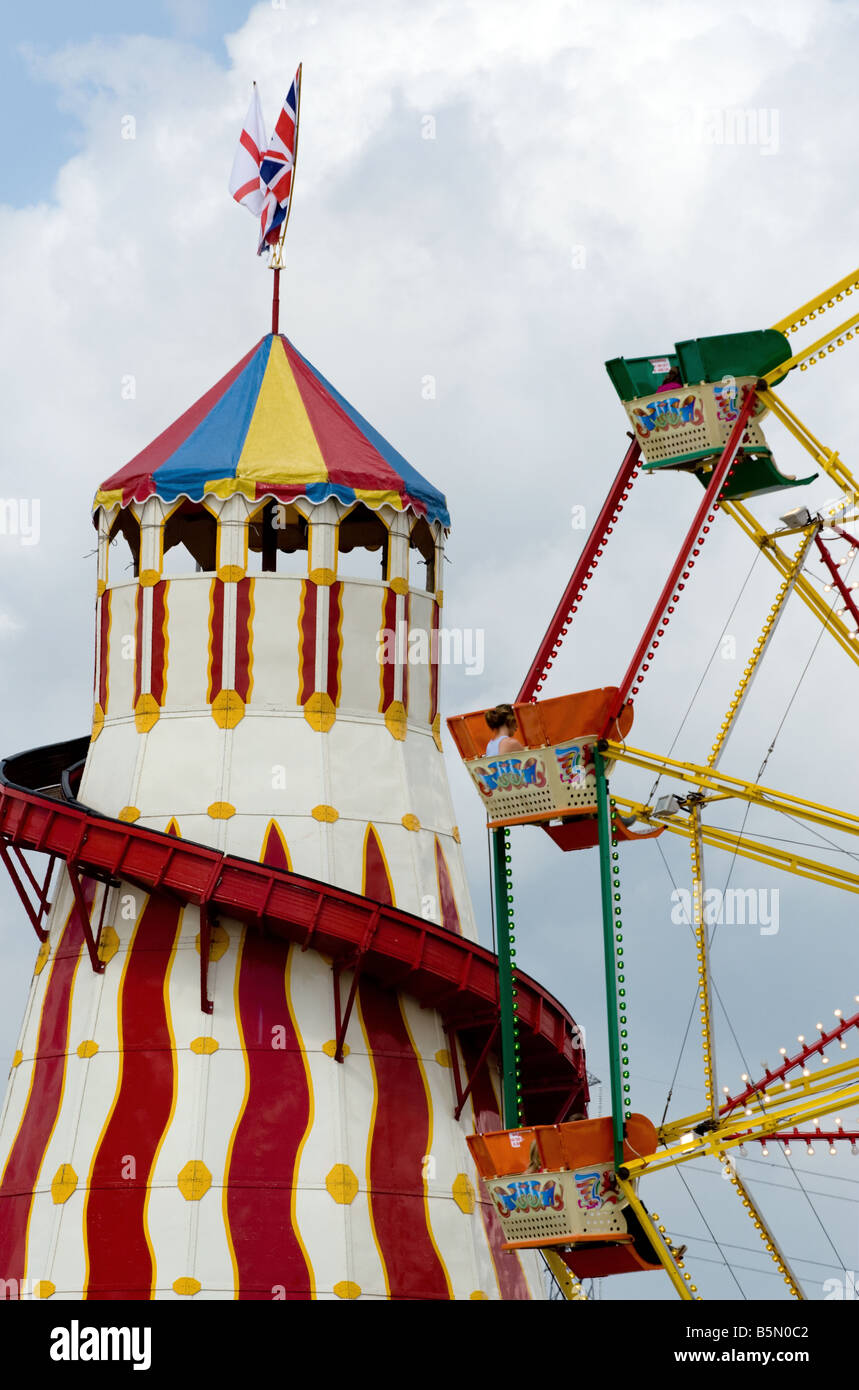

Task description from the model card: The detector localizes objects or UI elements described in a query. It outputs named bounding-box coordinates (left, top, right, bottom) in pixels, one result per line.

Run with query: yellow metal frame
left=630, top=1077, right=859, bottom=1178
left=718, top=1156, right=805, bottom=1299
left=767, top=267, right=859, bottom=378
left=771, top=267, right=859, bottom=337
left=661, top=1055, right=859, bottom=1145
left=723, top=499, right=859, bottom=667
left=615, top=797, right=859, bottom=895
left=542, top=1250, right=587, bottom=1300
left=688, top=806, right=718, bottom=1119
left=603, top=739, right=856, bottom=834
left=615, top=1178, right=700, bottom=1299
left=605, top=741, right=859, bottom=839
left=707, top=524, right=817, bottom=768
left=756, top=386, right=858, bottom=496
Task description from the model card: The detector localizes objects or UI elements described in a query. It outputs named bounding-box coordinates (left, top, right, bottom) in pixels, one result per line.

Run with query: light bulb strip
left=815, top=533, right=859, bottom=631
left=611, top=801, right=632, bottom=1128
left=491, top=826, right=522, bottom=1127
left=763, top=308, right=859, bottom=380
left=660, top=1055, right=859, bottom=1144
left=721, top=1008, right=859, bottom=1116
left=719, top=1155, right=804, bottom=1299
left=517, top=438, right=641, bottom=702
left=764, top=1128, right=859, bottom=1145
left=615, top=1180, right=701, bottom=1300
left=689, top=806, right=717, bottom=1118
left=595, top=756, right=629, bottom=1169
left=602, top=389, right=760, bottom=732
left=542, top=1249, right=587, bottom=1300
left=627, top=1084, right=859, bottom=1178
left=707, top=526, right=817, bottom=769
left=770, top=268, right=859, bottom=337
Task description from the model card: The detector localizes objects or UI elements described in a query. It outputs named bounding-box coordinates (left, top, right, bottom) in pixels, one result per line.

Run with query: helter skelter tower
left=0, top=327, right=587, bottom=1300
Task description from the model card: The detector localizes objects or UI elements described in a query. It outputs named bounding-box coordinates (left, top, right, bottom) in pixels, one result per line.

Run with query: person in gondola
left=657, top=366, right=683, bottom=392
left=484, top=704, right=524, bottom=755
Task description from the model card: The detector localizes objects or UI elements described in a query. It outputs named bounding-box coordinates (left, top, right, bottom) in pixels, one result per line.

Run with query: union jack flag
left=257, top=66, right=302, bottom=256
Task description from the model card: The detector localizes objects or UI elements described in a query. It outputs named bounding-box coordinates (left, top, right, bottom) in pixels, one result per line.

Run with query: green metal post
left=491, top=826, right=519, bottom=1127
left=595, top=748, right=625, bottom=1170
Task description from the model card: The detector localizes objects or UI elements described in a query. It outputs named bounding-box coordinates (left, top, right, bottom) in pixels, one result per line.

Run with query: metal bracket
left=445, top=1021, right=499, bottom=1121
left=0, top=841, right=56, bottom=942
left=199, top=901, right=215, bottom=1015
left=66, top=862, right=105, bottom=973
left=332, top=953, right=365, bottom=1062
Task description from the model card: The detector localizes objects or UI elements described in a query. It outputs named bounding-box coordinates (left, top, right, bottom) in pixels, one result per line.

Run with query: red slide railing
left=0, top=738, right=588, bottom=1124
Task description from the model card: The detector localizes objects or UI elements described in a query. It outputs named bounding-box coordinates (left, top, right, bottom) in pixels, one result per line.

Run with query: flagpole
left=272, top=269, right=280, bottom=334
left=268, top=62, right=302, bottom=337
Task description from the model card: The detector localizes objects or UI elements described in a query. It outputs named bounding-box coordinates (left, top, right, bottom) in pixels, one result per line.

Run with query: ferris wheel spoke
left=613, top=796, right=859, bottom=895
left=689, top=804, right=718, bottom=1119
left=605, top=741, right=859, bottom=839
left=717, top=1154, right=805, bottom=1298
left=615, top=1176, right=700, bottom=1300
left=707, top=524, right=818, bottom=770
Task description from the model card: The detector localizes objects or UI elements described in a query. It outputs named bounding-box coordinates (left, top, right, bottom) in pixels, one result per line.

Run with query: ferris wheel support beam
left=602, top=388, right=760, bottom=733
left=707, top=524, right=818, bottom=769
left=723, top=500, right=859, bottom=667
left=603, top=741, right=859, bottom=840
left=718, top=1155, right=805, bottom=1299
left=612, top=797, right=859, bottom=896
left=689, top=804, right=718, bottom=1120
left=595, top=754, right=628, bottom=1170
left=516, top=437, right=642, bottom=703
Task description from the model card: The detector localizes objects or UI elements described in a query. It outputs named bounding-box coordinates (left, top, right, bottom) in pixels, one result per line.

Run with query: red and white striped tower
left=0, top=331, right=587, bottom=1300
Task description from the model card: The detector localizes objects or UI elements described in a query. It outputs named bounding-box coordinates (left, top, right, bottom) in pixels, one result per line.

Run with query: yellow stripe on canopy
left=350, top=489, right=406, bottom=512
left=237, top=337, right=328, bottom=485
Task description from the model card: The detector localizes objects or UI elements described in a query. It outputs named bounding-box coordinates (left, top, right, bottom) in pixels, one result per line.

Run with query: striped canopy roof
left=95, top=333, right=450, bottom=527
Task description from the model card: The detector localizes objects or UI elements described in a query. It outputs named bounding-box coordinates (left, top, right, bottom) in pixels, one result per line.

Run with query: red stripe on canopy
left=283, top=339, right=407, bottom=497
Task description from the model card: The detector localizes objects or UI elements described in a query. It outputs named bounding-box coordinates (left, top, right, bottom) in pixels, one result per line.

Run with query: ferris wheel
left=446, top=267, right=859, bottom=1301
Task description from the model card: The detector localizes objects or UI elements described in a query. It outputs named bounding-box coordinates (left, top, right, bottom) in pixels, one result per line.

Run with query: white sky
left=2, top=0, right=859, bottom=1301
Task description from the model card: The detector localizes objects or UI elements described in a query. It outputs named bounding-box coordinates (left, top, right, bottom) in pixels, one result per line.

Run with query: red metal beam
left=0, top=840, right=50, bottom=941
left=721, top=1007, right=859, bottom=1116
left=815, top=533, right=859, bottom=632
left=66, top=862, right=106, bottom=974
left=601, top=387, right=759, bottom=733
left=445, top=1020, right=500, bottom=1122
left=517, top=438, right=641, bottom=703
left=552, top=1078, right=588, bottom=1124
left=756, top=1129, right=859, bottom=1150
left=332, top=955, right=364, bottom=1063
